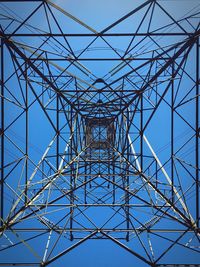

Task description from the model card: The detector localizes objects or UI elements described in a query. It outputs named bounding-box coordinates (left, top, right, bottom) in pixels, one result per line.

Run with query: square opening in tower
left=85, top=117, right=115, bottom=149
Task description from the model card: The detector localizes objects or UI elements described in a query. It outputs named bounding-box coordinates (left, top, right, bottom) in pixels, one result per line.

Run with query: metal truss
left=0, top=0, right=199, bottom=266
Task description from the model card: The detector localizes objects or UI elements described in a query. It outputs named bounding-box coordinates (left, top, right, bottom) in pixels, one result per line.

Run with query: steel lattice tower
left=0, top=0, right=200, bottom=266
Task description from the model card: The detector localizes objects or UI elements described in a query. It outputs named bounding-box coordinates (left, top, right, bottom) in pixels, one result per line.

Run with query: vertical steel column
left=196, top=38, right=199, bottom=227
left=0, top=39, right=4, bottom=226
left=113, top=120, right=116, bottom=204
left=140, top=95, right=143, bottom=174
left=25, top=61, right=28, bottom=204
left=112, top=149, right=115, bottom=204
left=126, top=109, right=130, bottom=241
left=70, top=107, right=74, bottom=241
left=108, top=148, right=111, bottom=188
left=84, top=156, right=87, bottom=203
left=171, top=63, right=174, bottom=203
left=89, top=148, right=92, bottom=187
left=56, top=93, right=59, bottom=170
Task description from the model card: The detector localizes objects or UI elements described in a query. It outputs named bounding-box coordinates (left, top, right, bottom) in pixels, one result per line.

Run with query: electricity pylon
left=0, top=1, right=199, bottom=266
